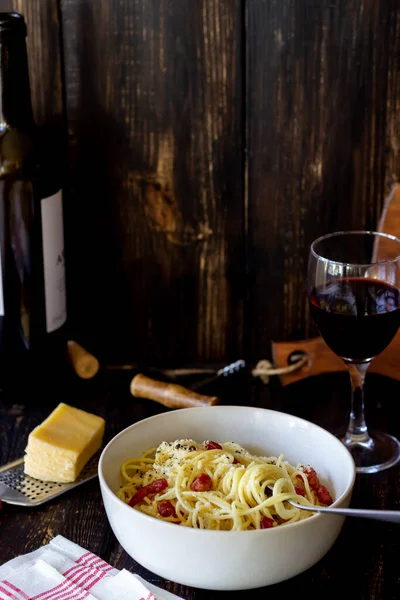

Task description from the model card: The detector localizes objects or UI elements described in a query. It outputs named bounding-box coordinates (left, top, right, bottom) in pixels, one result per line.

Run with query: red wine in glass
left=310, top=278, right=400, bottom=362
left=307, top=230, right=400, bottom=474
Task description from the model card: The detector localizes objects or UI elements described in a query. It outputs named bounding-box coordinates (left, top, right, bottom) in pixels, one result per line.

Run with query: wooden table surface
left=0, top=365, right=399, bottom=600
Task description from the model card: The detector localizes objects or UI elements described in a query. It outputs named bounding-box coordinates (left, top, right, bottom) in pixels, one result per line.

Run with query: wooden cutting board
left=272, top=183, right=400, bottom=386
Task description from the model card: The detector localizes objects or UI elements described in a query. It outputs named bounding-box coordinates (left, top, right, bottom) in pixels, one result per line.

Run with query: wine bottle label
left=0, top=181, right=5, bottom=317
left=0, top=245, right=3, bottom=317
left=41, top=189, right=67, bottom=332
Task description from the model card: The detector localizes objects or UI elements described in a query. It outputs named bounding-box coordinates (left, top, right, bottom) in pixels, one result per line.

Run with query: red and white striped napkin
left=0, top=535, right=183, bottom=600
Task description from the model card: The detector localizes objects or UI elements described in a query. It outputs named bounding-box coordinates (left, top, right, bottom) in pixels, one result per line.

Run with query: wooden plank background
left=0, top=0, right=399, bottom=367
left=61, top=0, right=244, bottom=365
left=246, top=0, right=400, bottom=360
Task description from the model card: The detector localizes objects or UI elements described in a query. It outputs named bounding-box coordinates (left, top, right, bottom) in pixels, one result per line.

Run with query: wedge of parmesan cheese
left=24, top=402, right=105, bottom=483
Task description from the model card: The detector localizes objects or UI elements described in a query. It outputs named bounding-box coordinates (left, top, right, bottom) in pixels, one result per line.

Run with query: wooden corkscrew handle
left=130, top=373, right=220, bottom=409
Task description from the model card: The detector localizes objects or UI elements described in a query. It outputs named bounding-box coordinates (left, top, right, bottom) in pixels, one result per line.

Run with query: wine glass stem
left=343, top=362, right=373, bottom=446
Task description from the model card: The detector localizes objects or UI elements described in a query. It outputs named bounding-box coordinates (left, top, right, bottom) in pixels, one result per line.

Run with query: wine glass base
left=341, top=431, right=400, bottom=474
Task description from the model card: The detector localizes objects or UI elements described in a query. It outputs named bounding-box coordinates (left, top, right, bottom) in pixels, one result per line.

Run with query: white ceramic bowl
left=98, top=405, right=356, bottom=591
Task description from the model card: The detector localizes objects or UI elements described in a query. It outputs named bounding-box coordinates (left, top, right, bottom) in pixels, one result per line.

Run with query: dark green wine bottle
left=0, top=13, right=67, bottom=391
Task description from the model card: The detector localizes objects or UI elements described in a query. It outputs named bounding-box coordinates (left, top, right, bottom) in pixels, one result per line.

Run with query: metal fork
left=267, top=485, right=400, bottom=523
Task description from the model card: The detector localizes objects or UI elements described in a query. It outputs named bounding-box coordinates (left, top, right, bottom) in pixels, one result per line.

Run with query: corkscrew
left=188, top=359, right=247, bottom=390
left=66, top=341, right=247, bottom=410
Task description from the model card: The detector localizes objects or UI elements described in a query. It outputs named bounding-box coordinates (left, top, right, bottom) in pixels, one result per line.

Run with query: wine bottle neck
left=0, top=15, right=35, bottom=132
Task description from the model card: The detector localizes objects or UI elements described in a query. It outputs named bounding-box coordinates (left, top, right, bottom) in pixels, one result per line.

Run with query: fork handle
left=292, top=503, right=400, bottom=523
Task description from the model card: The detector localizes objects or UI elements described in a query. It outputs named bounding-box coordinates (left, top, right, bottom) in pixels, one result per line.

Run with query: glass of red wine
left=307, top=230, right=400, bottom=474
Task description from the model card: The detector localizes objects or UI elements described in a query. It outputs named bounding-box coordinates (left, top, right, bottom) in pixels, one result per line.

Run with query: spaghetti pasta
left=117, top=439, right=333, bottom=530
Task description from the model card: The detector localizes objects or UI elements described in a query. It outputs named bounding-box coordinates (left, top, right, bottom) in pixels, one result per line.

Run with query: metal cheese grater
left=0, top=453, right=100, bottom=507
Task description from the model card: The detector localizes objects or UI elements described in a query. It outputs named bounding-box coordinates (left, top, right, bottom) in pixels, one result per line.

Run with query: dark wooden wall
left=246, top=0, right=400, bottom=359
left=1, top=0, right=400, bottom=367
